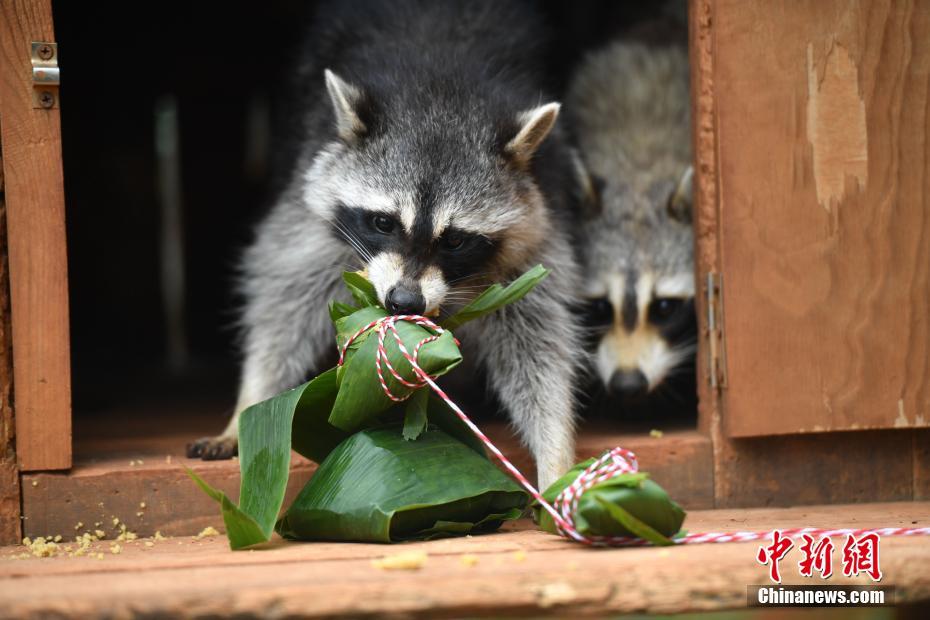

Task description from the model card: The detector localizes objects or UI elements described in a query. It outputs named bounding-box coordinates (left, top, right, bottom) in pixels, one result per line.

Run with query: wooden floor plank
left=21, top=423, right=713, bottom=539
left=1, top=502, right=928, bottom=618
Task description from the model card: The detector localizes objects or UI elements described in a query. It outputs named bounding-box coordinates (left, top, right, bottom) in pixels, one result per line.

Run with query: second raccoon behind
left=568, top=36, right=697, bottom=419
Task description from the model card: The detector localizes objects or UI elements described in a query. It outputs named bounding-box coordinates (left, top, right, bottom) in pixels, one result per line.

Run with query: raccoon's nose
left=386, top=286, right=426, bottom=315
left=610, top=370, right=649, bottom=400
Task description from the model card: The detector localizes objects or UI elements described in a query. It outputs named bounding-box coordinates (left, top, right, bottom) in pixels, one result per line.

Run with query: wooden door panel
left=714, top=0, right=930, bottom=436
left=0, top=0, right=71, bottom=469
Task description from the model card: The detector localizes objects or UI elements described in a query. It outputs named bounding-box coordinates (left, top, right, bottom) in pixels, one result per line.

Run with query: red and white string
left=338, top=314, right=930, bottom=547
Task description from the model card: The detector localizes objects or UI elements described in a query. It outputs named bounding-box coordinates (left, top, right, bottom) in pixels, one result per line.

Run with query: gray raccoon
left=188, top=0, right=583, bottom=490
left=567, top=39, right=696, bottom=407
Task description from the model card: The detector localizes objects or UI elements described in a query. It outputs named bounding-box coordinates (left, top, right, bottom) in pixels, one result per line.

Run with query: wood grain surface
left=713, top=0, right=930, bottom=437
left=0, top=159, right=23, bottom=544
left=0, top=0, right=72, bottom=469
left=1, top=501, right=927, bottom=618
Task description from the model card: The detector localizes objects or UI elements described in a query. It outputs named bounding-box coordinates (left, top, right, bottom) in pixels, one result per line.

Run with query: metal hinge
left=704, top=272, right=728, bottom=390
left=31, top=41, right=59, bottom=109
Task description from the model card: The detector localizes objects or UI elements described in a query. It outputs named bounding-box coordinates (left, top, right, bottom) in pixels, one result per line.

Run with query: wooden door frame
left=0, top=0, right=71, bottom=483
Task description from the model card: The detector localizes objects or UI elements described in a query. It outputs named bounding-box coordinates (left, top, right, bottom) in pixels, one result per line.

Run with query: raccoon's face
left=306, top=70, right=560, bottom=316
left=584, top=270, right=696, bottom=401
left=581, top=168, right=696, bottom=403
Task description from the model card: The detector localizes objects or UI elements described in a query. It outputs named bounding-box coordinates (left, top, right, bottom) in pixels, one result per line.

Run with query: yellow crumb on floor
left=95, top=553, right=104, bottom=560
left=371, top=551, right=427, bottom=571
left=649, top=429, right=664, bottom=438
left=21, top=536, right=61, bottom=558
left=112, top=518, right=120, bottom=527
left=459, top=554, right=479, bottom=567
left=30, top=480, right=38, bottom=487
left=139, top=502, right=146, bottom=509
left=154, top=531, right=167, bottom=541
left=109, top=544, right=122, bottom=555
left=513, top=549, right=527, bottom=562
left=195, top=526, right=220, bottom=539
left=136, top=512, right=144, bottom=517
left=73, top=522, right=83, bottom=531
left=144, top=541, right=155, bottom=548
left=94, top=529, right=106, bottom=539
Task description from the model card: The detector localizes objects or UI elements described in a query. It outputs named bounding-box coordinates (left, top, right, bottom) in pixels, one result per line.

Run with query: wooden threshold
left=21, top=419, right=713, bottom=539
left=2, top=501, right=928, bottom=618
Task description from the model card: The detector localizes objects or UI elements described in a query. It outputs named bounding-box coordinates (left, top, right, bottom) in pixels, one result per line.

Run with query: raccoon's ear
left=504, top=102, right=561, bottom=165
left=667, top=165, right=694, bottom=223
left=570, top=148, right=603, bottom=219
left=324, top=69, right=367, bottom=143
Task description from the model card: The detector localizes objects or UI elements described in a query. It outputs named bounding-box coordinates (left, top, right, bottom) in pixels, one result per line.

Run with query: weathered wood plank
left=1, top=502, right=927, bottom=618
left=713, top=0, right=930, bottom=437
left=0, top=154, right=22, bottom=544
left=20, top=422, right=713, bottom=538
left=0, top=0, right=71, bottom=470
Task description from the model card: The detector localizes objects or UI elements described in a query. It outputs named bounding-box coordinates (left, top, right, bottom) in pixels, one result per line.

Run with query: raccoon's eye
left=584, top=297, right=613, bottom=327
left=441, top=231, right=465, bottom=251
left=649, top=298, right=683, bottom=323
left=371, top=214, right=396, bottom=234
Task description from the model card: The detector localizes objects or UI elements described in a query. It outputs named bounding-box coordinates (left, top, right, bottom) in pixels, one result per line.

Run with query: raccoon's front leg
left=472, top=280, right=581, bottom=491
left=187, top=227, right=349, bottom=460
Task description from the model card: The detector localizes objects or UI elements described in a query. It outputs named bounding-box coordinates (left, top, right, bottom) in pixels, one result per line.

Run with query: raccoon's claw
left=186, top=436, right=238, bottom=460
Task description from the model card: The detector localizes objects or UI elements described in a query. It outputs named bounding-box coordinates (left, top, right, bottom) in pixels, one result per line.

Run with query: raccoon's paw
left=186, top=436, right=238, bottom=460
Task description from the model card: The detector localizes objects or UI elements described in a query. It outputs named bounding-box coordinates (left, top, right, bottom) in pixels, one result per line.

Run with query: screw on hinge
left=38, top=91, right=55, bottom=108
left=37, top=44, right=54, bottom=60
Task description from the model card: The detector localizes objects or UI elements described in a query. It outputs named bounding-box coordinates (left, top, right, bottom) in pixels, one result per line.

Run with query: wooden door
left=0, top=0, right=71, bottom=469
left=712, top=0, right=930, bottom=437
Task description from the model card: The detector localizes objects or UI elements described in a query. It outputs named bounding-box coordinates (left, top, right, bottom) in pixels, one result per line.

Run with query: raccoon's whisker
left=330, top=219, right=374, bottom=263
left=446, top=273, right=493, bottom=286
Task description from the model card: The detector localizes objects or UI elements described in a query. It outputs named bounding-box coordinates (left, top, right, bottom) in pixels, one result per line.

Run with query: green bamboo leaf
left=402, top=389, right=429, bottom=441
left=441, top=265, right=549, bottom=331
left=276, top=426, right=528, bottom=542
left=328, top=325, right=461, bottom=432
left=593, top=495, right=675, bottom=546
left=342, top=271, right=380, bottom=307
left=534, top=457, right=685, bottom=541
left=329, top=301, right=358, bottom=323
left=190, top=368, right=347, bottom=549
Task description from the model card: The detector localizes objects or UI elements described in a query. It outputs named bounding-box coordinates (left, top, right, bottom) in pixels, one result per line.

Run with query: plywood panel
left=0, top=0, right=71, bottom=469
left=714, top=0, right=930, bottom=436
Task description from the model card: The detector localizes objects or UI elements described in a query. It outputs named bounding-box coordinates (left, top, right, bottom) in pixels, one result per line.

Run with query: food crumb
left=372, top=551, right=427, bottom=570
left=53, top=535, right=62, bottom=542
left=112, top=518, right=120, bottom=527
left=139, top=502, right=146, bottom=509
left=31, top=480, right=38, bottom=487
left=144, top=541, right=155, bottom=548
left=109, top=544, right=122, bottom=555
left=22, top=536, right=61, bottom=558
left=649, top=429, right=664, bottom=438
left=136, top=512, right=144, bottom=517
left=195, top=526, right=220, bottom=539
left=513, top=549, right=527, bottom=562
left=95, top=553, right=104, bottom=560
left=73, top=521, right=83, bottom=531
left=95, top=530, right=106, bottom=539
left=154, top=531, right=167, bottom=541
left=460, top=554, right=479, bottom=567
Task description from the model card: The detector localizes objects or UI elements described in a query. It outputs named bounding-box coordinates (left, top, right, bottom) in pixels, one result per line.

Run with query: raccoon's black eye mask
left=331, top=204, right=498, bottom=283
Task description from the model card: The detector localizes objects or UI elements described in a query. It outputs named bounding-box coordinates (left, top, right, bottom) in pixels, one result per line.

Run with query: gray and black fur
left=568, top=33, right=697, bottom=417
left=188, top=0, right=582, bottom=489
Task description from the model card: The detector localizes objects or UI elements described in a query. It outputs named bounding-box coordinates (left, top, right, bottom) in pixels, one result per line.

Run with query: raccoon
left=567, top=38, right=696, bottom=415
left=187, top=0, right=583, bottom=489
